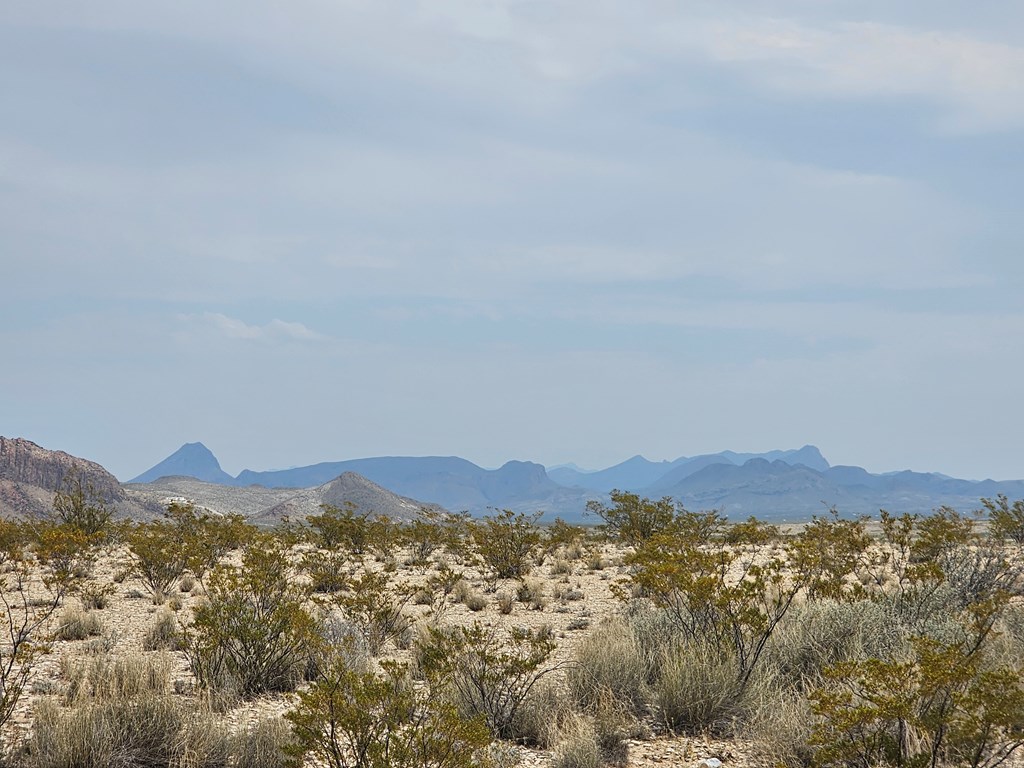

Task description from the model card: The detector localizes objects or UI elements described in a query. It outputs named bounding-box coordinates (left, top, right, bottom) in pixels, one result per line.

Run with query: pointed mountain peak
left=129, top=442, right=235, bottom=485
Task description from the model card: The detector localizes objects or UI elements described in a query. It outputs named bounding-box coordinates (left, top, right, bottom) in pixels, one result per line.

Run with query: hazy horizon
left=3, top=2, right=1023, bottom=483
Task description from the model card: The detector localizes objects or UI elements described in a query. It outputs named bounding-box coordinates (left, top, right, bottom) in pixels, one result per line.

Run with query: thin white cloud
left=189, top=313, right=324, bottom=342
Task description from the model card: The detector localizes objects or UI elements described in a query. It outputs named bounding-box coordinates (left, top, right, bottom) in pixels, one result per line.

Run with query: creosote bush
left=184, top=538, right=317, bottom=698
left=471, top=510, right=543, bottom=580
left=285, top=654, right=491, bottom=768
left=418, top=622, right=562, bottom=742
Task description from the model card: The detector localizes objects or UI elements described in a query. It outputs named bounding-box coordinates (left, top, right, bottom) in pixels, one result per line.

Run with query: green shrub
left=585, top=491, right=682, bottom=545
left=305, top=503, right=374, bottom=555
left=124, top=519, right=189, bottom=600
left=326, top=568, right=414, bottom=655
left=402, top=514, right=450, bottom=567
left=184, top=539, right=317, bottom=697
left=418, top=622, right=561, bottom=741
left=285, top=656, right=491, bottom=768
left=984, top=494, right=1024, bottom=545
left=787, top=510, right=870, bottom=601
left=620, top=526, right=800, bottom=691
left=471, top=510, right=542, bottom=580
left=166, top=502, right=254, bottom=584
left=810, top=634, right=1024, bottom=768
left=301, top=548, right=351, bottom=593
left=51, top=472, right=114, bottom=540
left=723, top=516, right=779, bottom=546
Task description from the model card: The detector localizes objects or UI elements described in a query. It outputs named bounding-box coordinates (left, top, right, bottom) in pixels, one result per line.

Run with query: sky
left=2, top=1, right=1023, bottom=482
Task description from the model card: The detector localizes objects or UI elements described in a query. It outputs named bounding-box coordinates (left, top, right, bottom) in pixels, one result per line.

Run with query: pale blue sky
left=2, top=1, right=1023, bottom=481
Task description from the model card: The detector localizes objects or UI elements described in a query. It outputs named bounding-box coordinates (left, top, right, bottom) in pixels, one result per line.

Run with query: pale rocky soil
left=0, top=538, right=773, bottom=768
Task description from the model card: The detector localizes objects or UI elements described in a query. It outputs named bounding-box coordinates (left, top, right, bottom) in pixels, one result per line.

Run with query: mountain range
left=124, top=441, right=1024, bottom=522
left=2, top=435, right=1020, bottom=525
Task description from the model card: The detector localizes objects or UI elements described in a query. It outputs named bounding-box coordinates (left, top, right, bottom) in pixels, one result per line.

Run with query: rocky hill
left=0, top=437, right=154, bottom=520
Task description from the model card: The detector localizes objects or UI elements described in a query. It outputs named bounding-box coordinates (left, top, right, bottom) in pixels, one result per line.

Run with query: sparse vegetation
left=2, top=492, right=1024, bottom=767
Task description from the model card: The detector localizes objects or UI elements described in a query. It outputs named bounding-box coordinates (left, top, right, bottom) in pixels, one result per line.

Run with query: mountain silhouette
left=130, top=442, right=235, bottom=485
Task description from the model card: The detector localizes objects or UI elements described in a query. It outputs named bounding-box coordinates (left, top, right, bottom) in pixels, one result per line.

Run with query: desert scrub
left=124, top=518, right=189, bottom=600
left=766, top=598, right=904, bottom=691
left=78, top=582, right=115, bottom=610
left=62, top=653, right=170, bottom=704
left=651, top=641, right=751, bottom=734
left=184, top=538, right=317, bottom=697
left=550, top=716, right=602, bottom=768
left=810, top=635, right=1024, bottom=768
left=285, top=654, right=491, bottom=768
left=417, top=622, right=562, bottom=741
left=471, top=510, right=542, bottom=580
left=323, top=567, right=415, bottom=655
left=511, top=681, right=575, bottom=749
left=301, top=548, right=351, bottom=593
left=619, top=523, right=800, bottom=692
left=0, top=521, right=92, bottom=740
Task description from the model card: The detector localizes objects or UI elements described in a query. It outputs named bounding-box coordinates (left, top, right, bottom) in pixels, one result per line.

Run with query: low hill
left=124, top=471, right=445, bottom=524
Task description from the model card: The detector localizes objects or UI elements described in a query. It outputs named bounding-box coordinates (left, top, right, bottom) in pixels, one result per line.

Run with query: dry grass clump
left=453, top=578, right=488, bottom=611
left=651, top=642, right=749, bottom=734
left=497, top=591, right=516, bottom=615
left=511, top=682, right=575, bottom=748
left=516, top=578, right=546, bottom=610
left=143, top=609, right=183, bottom=651
left=79, top=583, right=115, bottom=610
left=54, top=606, right=104, bottom=642
left=567, top=616, right=648, bottom=715
left=550, top=716, right=602, bottom=768
left=550, top=696, right=631, bottom=768
left=233, top=717, right=293, bottom=768
left=741, top=689, right=815, bottom=768
left=28, top=654, right=230, bottom=768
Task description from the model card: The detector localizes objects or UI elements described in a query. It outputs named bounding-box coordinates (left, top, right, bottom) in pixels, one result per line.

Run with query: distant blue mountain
left=658, top=458, right=1024, bottom=521
left=129, top=443, right=1024, bottom=522
left=129, top=442, right=234, bottom=485
left=235, top=456, right=591, bottom=516
left=548, top=455, right=685, bottom=491
left=551, top=445, right=830, bottom=493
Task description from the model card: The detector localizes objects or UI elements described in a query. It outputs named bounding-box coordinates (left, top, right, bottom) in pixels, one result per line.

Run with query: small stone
left=699, top=759, right=723, bottom=768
